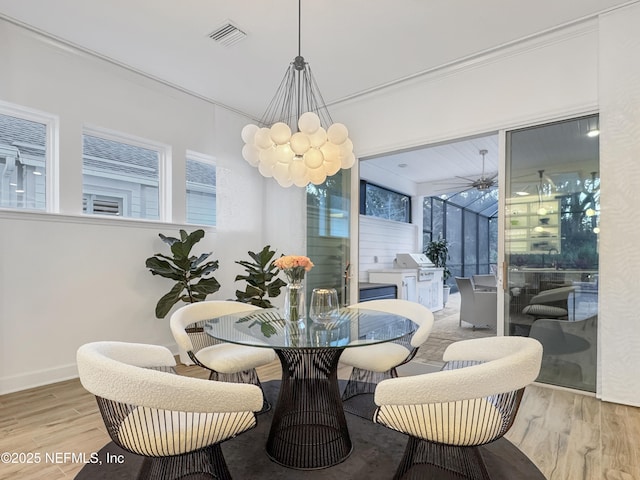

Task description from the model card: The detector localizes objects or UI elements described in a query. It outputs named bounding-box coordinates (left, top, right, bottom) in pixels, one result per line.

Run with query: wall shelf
left=507, top=197, right=561, bottom=254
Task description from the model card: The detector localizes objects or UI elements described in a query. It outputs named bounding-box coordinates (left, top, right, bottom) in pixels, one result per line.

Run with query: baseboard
left=0, top=341, right=181, bottom=395
left=0, top=363, right=79, bottom=395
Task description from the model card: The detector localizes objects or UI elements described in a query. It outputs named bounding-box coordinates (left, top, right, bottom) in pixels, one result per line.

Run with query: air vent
left=208, top=22, right=247, bottom=47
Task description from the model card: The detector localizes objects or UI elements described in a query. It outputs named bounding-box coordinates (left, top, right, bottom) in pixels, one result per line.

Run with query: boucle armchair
left=76, top=341, right=263, bottom=480
left=170, top=301, right=276, bottom=412
left=340, top=299, right=434, bottom=419
left=374, top=336, right=542, bottom=480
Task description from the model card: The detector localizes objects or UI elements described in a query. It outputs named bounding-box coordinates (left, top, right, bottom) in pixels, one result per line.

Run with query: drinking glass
left=309, top=288, right=339, bottom=323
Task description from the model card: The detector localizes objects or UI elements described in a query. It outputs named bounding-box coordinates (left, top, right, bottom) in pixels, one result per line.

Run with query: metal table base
left=266, top=348, right=352, bottom=470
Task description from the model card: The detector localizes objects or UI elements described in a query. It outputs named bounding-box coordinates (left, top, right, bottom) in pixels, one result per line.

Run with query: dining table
left=204, top=306, right=416, bottom=470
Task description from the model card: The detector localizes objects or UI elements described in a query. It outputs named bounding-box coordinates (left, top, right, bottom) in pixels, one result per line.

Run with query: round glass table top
left=204, top=307, right=416, bottom=349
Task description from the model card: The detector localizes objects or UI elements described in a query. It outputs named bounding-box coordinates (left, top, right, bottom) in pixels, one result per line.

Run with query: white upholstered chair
left=373, top=336, right=543, bottom=480
left=456, top=276, right=497, bottom=329
left=340, top=299, right=434, bottom=418
left=77, top=341, right=263, bottom=480
left=170, top=301, right=276, bottom=412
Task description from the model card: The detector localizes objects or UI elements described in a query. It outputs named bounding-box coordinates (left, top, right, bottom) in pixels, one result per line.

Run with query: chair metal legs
left=341, top=366, right=398, bottom=419
left=393, top=437, right=490, bottom=480
left=138, top=444, right=232, bottom=480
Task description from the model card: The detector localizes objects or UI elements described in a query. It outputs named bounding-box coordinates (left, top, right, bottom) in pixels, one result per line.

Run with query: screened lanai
left=424, top=187, right=499, bottom=288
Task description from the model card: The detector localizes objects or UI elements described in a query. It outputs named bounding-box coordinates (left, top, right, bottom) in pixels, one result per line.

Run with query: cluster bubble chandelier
left=240, top=0, right=355, bottom=187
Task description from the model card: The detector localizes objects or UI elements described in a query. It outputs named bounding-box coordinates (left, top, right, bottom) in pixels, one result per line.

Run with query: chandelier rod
left=295, top=0, right=303, bottom=122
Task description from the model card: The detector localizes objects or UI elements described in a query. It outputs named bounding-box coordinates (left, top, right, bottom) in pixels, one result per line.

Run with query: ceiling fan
left=431, top=149, right=498, bottom=193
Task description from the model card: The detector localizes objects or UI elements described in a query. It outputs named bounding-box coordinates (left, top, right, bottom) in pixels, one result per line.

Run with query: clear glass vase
left=284, top=280, right=306, bottom=322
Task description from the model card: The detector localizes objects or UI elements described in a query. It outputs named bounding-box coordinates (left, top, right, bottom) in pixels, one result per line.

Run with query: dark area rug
left=76, top=381, right=544, bottom=479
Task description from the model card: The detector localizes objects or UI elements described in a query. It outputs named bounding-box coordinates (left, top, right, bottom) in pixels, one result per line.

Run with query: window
left=82, top=127, right=169, bottom=220
left=83, top=194, right=123, bottom=216
left=186, top=151, right=216, bottom=226
left=360, top=180, right=411, bottom=223
left=0, top=104, right=56, bottom=212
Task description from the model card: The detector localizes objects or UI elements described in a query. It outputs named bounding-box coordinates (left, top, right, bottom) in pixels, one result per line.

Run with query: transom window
left=82, top=127, right=168, bottom=220
left=0, top=104, right=56, bottom=212
left=186, top=151, right=216, bottom=226
left=360, top=180, right=411, bottom=223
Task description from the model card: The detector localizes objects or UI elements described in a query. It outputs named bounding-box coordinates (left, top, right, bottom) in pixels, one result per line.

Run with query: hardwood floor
left=1, top=358, right=639, bottom=479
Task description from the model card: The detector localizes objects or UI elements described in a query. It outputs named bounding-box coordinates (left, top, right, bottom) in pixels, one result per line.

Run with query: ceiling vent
left=208, top=22, right=247, bottom=47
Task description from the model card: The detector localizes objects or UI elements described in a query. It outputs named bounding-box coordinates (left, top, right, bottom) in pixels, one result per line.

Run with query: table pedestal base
left=266, top=348, right=351, bottom=470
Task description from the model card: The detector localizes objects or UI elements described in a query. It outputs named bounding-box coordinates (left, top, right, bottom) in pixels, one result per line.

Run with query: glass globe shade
left=290, top=132, right=311, bottom=155
left=289, top=159, right=308, bottom=184
left=242, top=144, right=261, bottom=167
left=324, top=157, right=342, bottom=176
left=534, top=226, right=544, bottom=233
left=298, top=112, right=321, bottom=135
left=275, top=175, right=294, bottom=188
left=340, top=151, right=356, bottom=169
left=254, top=127, right=274, bottom=149
left=259, top=147, right=278, bottom=167
left=585, top=208, right=596, bottom=217
left=275, top=144, right=295, bottom=164
left=593, top=227, right=600, bottom=234
left=272, top=161, right=292, bottom=185
left=304, top=148, right=324, bottom=169
left=537, top=207, right=548, bottom=216
left=320, top=142, right=340, bottom=163
left=339, top=137, right=353, bottom=154
left=327, top=123, right=349, bottom=145
left=308, top=167, right=327, bottom=185
left=241, top=123, right=259, bottom=144
left=308, top=127, right=327, bottom=148
left=258, top=161, right=274, bottom=178
left=270, top=122, right=292, bottom=145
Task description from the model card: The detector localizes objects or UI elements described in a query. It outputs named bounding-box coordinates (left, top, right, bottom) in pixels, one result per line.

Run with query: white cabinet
left=417, top=269, right=443, bottom=311
left=368, top=268, right=444, bottom=311
left=368, top=269, right=417, bottom=302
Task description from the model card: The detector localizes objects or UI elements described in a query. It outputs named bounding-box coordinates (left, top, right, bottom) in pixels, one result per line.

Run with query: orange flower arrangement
left=274, top=255, right=314, bottom=283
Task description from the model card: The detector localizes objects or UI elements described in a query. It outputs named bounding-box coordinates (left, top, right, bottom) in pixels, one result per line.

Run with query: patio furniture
left=472, top=274, right=497, bottom=291
left=456, top=277, right=497, bottom=329
left=522, top=285, right=575, bottom=320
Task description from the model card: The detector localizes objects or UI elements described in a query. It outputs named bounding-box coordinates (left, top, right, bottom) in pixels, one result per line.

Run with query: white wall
left=358, top=215, right=418, bottom=282
left=0, top=19, right=287, bottom=393
left=335, top=14, right=640, bottom=406
left=598, top=2, right=640, bottom=406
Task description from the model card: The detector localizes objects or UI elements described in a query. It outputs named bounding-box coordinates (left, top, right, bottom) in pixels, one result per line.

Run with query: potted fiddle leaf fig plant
left=145, top=229, right=220, bottom=319
left=425, top=237, right=452, bottom=306
left=234, top=245, right=287, bottom=308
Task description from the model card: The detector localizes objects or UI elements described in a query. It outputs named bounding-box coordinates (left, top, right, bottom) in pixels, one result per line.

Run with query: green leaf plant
left=424, top=237, right=452, bottom=282
left=234, top=245, right=287, bottom=308
left=145, top=229, right=220, bottom=318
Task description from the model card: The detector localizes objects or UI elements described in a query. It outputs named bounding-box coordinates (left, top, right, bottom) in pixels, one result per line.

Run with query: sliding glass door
left=505, top=115, right=599, bottom=392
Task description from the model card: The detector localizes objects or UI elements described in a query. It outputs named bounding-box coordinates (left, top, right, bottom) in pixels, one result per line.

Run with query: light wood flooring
left=1, top=358, right=639, bottom=479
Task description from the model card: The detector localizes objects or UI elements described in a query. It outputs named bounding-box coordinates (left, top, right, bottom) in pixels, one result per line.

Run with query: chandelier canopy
left=241, top=1, right=355, bottom=187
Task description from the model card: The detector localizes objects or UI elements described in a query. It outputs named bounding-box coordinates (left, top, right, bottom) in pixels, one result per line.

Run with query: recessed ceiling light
left=587, top=128, right=600, bottom=137
left=398, top=163, right=407, bottom=168
left=33, top=171, right=42, bottom=176
left=515, top=191, right=529, bottom=196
